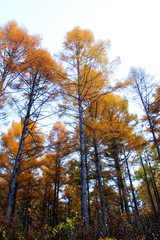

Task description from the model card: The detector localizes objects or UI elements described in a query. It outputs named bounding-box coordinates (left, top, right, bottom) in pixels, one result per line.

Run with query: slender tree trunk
left=7, top=102, right=32, bottom=220
left=140, top=155, right=158, bottom=219
left=121, top=176, right=131, bottom=218
left=53, top=181, right=57, bottom=226
left=56, top=179, right=60, bottom=225
left=114, top=152, right=130, bottom=217
left=78, top=68, right=88, bottom=226
left=7, top=78, right=36, bottom=220
left=136, top=81, right=160, bottom=160
left=124, top=153, right=139, bottom=216
left=93, top=136, right=109, bottom=236
left=85, top=149, right=91, bottom=225
left=114, top=156, right=124, bottom=212
left=23, top=200, right=29, bottom=230
left=11, top=183, right=18, bottom=217
left=42, top=184, right=47, bottom=225
left=145, top=153, right=160, bottom=213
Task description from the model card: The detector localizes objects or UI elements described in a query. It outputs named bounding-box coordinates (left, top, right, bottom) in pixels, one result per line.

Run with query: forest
left=0, top=21, right=160, bottom=240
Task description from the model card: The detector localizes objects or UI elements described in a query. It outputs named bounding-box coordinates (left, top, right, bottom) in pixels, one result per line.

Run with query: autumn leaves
left=0, top=21, right=160, bottom=239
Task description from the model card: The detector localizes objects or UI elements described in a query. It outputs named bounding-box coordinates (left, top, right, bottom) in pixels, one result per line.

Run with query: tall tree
left=59, top=26, right=115, bottom=227
left=0, top=21, right=40, bottom=110
left=128, top=67, right=160, bottom=160
left=7, top=46, right=63, bottom=220
left=94, top=93, right=137, bottom=216
left=48, top=122, right=70, bottom=226
left=0, top=121, right=44, bottom=220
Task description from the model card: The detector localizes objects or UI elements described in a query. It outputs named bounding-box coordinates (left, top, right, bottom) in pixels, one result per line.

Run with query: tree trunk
left=53, top=180, right=57, bottom=226
left=78, top=78, right=88, bottom=227
left=145, top=152, right=160, bottom=213
left=136, top=81, right=160, bottom=160
left=42, top=184, right=47, bottom=225
left=124, top=152, right=139, bottom=216
left=93, top=136, right=109, bottom=236
left=7, top=79, right=35, bottom=220
left=85, top=150, right=91, bottom=225
left=114, top=152, right=130, bottom=217
left=7, top=104, right=32, bottom=220
left=140, top=155, right=158, bottom=219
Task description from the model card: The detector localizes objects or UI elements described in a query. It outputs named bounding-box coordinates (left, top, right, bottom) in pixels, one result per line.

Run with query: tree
left=128, top=67, right=160, bottom=160
left=0, top=121, right=44, bottom=224
left=59, top=26, right=115, bottom=227
left=48, top=122, right=70, bottom=226
left=0, top=21, right=40, bottom=110
left=149, top=85, right=160, bottom=150
left=93, top=93, right=137, bottom=217
left=7, top=46, right=63, bottom=220
left=41, top=122, right=70, bottom=226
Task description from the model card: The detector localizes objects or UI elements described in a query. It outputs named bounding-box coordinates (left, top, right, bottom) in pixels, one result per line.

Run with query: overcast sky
left=1, top=0, right=160, bottom=80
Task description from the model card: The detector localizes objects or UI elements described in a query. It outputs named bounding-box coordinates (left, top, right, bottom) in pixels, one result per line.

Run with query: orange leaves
left=64, top=26, right=94, bottom=53
left=0, top=21, right=40, bottom=73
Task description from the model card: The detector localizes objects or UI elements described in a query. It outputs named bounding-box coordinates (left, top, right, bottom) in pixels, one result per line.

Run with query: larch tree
left=149, top=85, right=160, bottom=153
left=48, top=122, right=70, bottom=226
left=0, top=121, right=44, bottom=221
left=0, top=21, right=40, bottom=111
left=58, top=26, right=116, bottom=227
left=94, top=93, right=137, bottom=216
left=128, top=67, right=160, bottom=161
left=7, top=45, right=64, bottom=220
left=41, top=122, right=70, bottom=226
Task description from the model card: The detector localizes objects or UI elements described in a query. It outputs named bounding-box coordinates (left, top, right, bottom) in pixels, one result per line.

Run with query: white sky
left=1, top=0, right=160, bottom=80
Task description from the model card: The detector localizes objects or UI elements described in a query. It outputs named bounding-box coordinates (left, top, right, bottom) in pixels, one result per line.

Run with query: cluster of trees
left=0, top=21, right=160, bottom=239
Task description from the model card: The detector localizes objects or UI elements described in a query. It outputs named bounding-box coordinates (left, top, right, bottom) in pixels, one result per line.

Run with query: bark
left=114, top=151, right=130, bottom=217
left=114, top=156, right=124, bottom=212
left=7, top=77, right=36, bottom=220
left=135, top=81, right=160, bottom=160
left=124, top=153, right=139, bottom=216
left=23, top=200, right=30, bottom=230
left=121, top=177, right=131, bottom=217
left=85, top=150, right=91, bottom=225
left=42, top=184, right=48, bottom=225
left=53, top=174, right=57, bottom=226
left=140, top=155, right=158, bottom=219
left=93, top=136, right=109, bottom=236
left=145, top=153, right=160, bottom=212
left=53, top=156, right=60, bottom=226
left=77, top=58, right=88, bottom=227
left=56, top=177, right=60, bottom=225
left=7, top=100, right=32, bottom=220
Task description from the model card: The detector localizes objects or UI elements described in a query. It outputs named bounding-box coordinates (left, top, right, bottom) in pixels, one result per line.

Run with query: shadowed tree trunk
left=93, top=135, right=109, bottom=237
left=85, top=149, right=91, bottom=225
left=78, top=69, right=88, bottom=227
left=114, top=149, right=130, bottom=218
left=7, top=92, right=34, bottom=220
left=129, top=68, right=160, bottom=160
left=124, top=152, right=139, bottom=216
left=145, top=152, right=160, bottom=213
left=140, top=155, right=158, bottom=219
